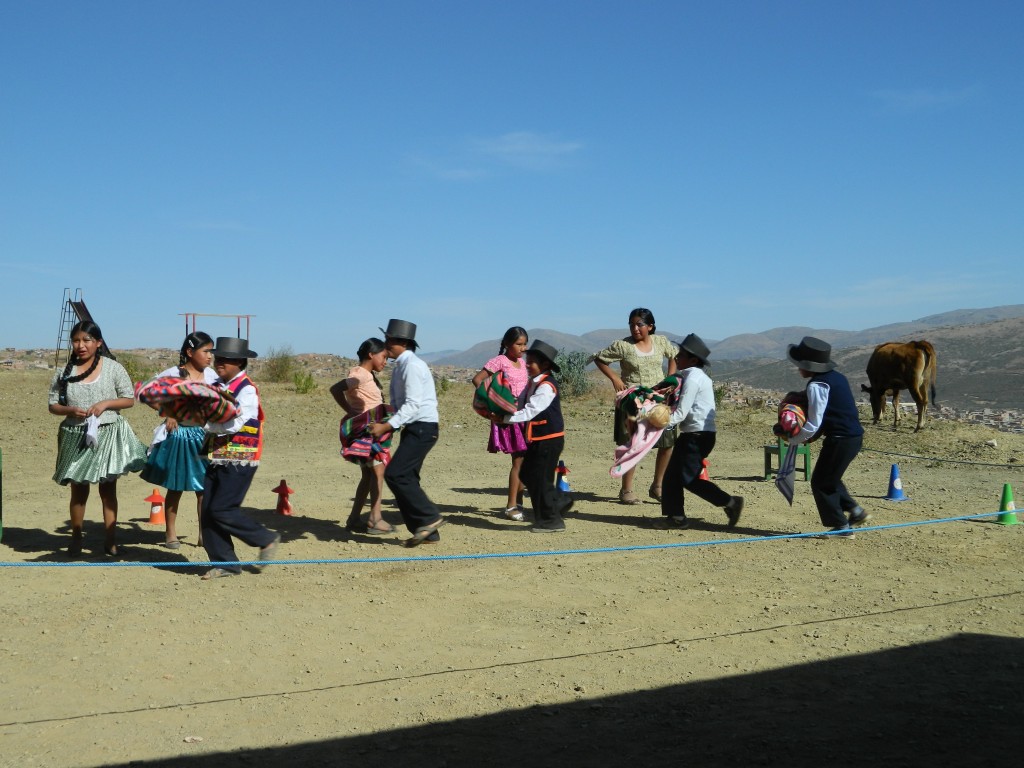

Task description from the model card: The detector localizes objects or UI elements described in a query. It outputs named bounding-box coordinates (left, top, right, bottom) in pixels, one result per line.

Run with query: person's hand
left=165, top=417, right=179, bottom=433
left=70, top=406, right=89, bottom=419
left=86, top=402, right=108, bottom=418
left=368, top=422, right=392, bottom=439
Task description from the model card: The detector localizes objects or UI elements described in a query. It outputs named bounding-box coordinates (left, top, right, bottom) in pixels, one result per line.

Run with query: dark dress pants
left=384, top=421, right=441, bottom=533
left=519, top=436, right=568, bottom=529
left=660, top=431, right=730, bottom=518
left=811, top=435, right=862, bottom=528
left=202, top=463, right=276, bottom=571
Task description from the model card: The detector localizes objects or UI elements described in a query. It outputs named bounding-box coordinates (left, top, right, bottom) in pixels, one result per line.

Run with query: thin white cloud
left=870, top=86, right=978, bottom=112
left=472, top=131, right=583, bottom=170
left=409, top=131, right=584, bottom=180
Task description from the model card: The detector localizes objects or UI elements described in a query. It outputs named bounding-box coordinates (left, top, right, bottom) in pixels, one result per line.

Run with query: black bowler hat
left=787, top=336, right=835, bottom=372
left=678, top=333, right=711, bottom=364
left=210, top=337, right=258, bottom=359
left=379, top=318, right=418, bottom=351
left=526, top=340, right=561, bottom=373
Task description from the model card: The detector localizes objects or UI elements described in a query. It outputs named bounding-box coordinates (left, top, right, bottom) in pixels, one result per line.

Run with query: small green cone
left=996, top=483, right=1018, bottom=526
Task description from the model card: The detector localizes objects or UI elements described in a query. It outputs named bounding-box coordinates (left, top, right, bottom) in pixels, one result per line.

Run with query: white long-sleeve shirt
left=388, top=350, right=439, bottom=429
left=666, top=366, right=717, bottom=433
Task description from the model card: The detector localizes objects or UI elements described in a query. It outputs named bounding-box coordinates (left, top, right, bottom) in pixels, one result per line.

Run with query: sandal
left=405, top=517, right=446, bottom=548
left=202, top=567, right=240, bottom=580
left=365, top=522, right=396, bottom=535
left=503, top=507, right=525, bottom=522
left=648, top=484, right=662, bottom=502
left=619, top=489, right=642, bottom=505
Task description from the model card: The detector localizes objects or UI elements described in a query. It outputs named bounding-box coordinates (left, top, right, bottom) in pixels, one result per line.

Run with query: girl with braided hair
left=140, top=331, right=218, bottom=548
left=48, top=321, right=147, bottom=557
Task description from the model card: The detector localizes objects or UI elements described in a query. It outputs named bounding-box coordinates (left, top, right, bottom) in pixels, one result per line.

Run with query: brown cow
left=861, top=340, right=937, bottom=431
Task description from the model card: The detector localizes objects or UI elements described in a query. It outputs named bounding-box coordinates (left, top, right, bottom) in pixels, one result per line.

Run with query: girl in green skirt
left=48, top=321, right=147, bottom=557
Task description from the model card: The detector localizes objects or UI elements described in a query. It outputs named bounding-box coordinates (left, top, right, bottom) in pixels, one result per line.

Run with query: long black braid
left=58, top=321, right=105, bottom=406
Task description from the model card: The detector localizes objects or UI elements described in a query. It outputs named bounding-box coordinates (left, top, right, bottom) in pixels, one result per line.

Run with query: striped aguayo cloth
left=135, top=377, right=241, bottom=425
left=472, top=370, right=518, bottom=418
left=339, top=403, right=395, bottom=464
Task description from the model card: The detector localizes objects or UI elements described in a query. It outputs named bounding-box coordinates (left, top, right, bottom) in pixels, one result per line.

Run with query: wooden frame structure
left=179, top=313, right=255, bottom=340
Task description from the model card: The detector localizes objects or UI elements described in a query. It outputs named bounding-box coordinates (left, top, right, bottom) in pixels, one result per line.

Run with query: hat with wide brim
left=787, top=336, right=835, bottom=372
left=210, top=337, right=258, bottom=359
left=526, top=340, right=561, bottom=373
left=678, top=333, right=711, bottom=364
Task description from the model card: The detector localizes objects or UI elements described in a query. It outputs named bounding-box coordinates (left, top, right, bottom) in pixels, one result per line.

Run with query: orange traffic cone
left=145, top=488, right=166, bottom=525
left=272, top=479, right=294, bottom=516
left=699, top=459, right=710, bottom=481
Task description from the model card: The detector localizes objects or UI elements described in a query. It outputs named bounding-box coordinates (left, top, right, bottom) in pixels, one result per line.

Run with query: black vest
left=812, top=369, right=864, bottom=438
left=526, top=373, right=564, bottom=441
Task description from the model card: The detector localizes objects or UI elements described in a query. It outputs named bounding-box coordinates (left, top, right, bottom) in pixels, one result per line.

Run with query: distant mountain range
left=424, top=305, right=1024, bottom=411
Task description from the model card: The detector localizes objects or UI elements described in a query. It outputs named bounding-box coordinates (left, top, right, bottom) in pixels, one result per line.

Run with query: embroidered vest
left=208, top=374, right=264, bottom=463
left=526, top=373, right=565, bottom=442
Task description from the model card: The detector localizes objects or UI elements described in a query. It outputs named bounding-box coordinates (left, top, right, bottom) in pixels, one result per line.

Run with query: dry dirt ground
left=1, top=365, right=1023, bottom=767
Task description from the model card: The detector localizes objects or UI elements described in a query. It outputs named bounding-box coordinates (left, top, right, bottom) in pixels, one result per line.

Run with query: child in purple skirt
left=472, top=326, right=530, bottom=519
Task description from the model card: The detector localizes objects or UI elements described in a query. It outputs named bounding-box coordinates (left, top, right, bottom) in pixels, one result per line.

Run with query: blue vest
left=812, top=369, right=864, bottom=438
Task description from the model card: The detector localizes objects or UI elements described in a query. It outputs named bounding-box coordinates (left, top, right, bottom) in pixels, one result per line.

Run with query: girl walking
left=48, top=321, right=147, bottom=557
left=472, top=326, right=530, bottom=520
left=140, top=331, right=217, bottom=549
left=331, top=337, right=394, bottom=534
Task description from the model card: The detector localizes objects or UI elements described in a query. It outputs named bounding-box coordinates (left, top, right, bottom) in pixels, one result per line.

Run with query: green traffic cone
left=995, top=483, right=1018, bottom=526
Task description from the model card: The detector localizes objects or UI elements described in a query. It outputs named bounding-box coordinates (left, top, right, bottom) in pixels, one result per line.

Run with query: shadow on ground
left=105, top=633, right=1019, bottom=767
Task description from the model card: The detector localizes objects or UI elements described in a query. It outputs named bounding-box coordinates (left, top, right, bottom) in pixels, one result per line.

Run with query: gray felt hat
left=787, top=336, right=836, bottom=372
left=678, top=333, right=711, bottom=364
left=527, top=340, right=561, bottom=373
left=210, top=336, right=258, bottom=359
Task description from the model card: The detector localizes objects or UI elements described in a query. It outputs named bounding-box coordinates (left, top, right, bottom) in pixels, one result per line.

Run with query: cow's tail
left=915, top=340, right=938, bottom=404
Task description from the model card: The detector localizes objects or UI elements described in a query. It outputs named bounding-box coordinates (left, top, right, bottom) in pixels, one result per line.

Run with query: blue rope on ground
left=0, top=510, right=1012, bottom=568
left=860, top=446, right=1023, bottom=469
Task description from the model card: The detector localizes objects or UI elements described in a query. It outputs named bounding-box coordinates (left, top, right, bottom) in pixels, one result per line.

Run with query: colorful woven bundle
left=472, top=370, right=518, bottom=418
left=339, top=403, right=395, bottom=464
left=135, top=376, right=240, bottom=425
left=778, top=403, right=807, bottom=438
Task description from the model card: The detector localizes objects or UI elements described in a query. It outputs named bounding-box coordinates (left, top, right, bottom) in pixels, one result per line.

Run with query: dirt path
left=1, top=367, right=1022, bottom=766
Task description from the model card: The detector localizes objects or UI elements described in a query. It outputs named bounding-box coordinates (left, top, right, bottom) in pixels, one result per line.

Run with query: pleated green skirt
left=53, top=417, right=148, bottom=486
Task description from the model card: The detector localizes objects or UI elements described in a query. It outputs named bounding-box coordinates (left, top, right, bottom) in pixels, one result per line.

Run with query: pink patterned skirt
left=487, top=422, right=528, bottom=455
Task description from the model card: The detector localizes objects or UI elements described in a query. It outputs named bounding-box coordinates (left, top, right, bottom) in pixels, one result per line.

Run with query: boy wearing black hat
left=494, top=340, right=573, bottom=532
left=200, top=337, right=280, bottom=579
left=659, top=333, right=744, bottom=530
left=368, top=319, right=445, bottom=547
left=784, top=336, right=870, bottom=538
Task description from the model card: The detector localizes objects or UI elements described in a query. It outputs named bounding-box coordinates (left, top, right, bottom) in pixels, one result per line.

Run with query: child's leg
left=97, top=480, right=119, bottom=551
left=68, top=483, right=89, bottom=553
left=164, top=489, right=183, bottom=544
left=652, top=445, right=674, bottom=497
left=507, top=453, right=525, bottom=510
left=346, top=466, right=370, bottom=528
left=367, top=462, right=387, bottom=528
left=194, top=492, right=204, bottom=547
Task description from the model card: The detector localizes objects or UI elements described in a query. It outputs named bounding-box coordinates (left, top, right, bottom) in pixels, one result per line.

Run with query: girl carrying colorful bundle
left=472, top=326, right=530, bottom=520
left=140, top=331, right=217, bottom=549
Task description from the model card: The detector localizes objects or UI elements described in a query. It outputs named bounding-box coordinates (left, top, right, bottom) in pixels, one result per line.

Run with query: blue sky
left=2, top=1, right=1021, bottom=356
